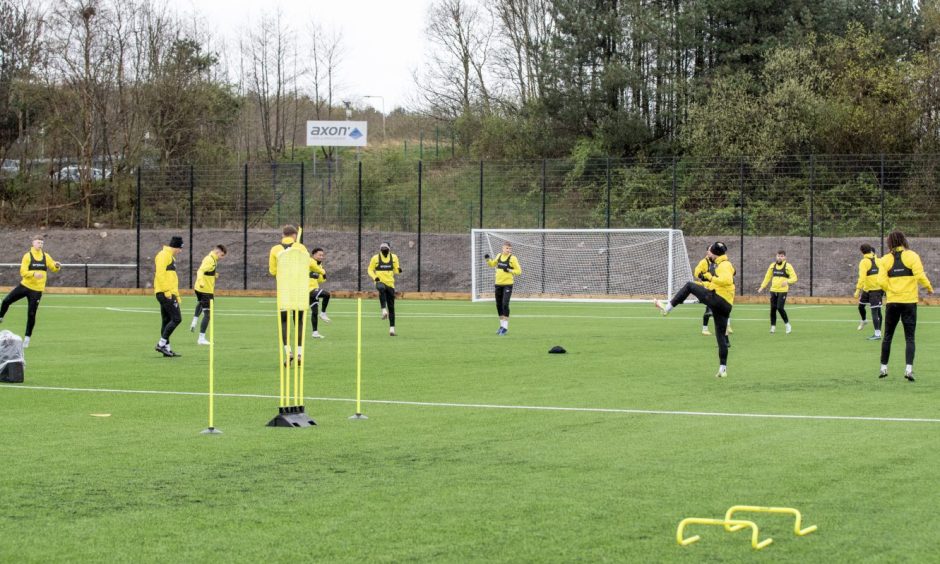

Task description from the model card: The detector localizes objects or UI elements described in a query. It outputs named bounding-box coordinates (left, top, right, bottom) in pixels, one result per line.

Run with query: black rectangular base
left=0, top=362, right=24, bottom=383
left=267, top=405, right=316, bottom=428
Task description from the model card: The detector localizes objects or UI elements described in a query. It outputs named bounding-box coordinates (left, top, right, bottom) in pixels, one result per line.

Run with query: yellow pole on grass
left=357, top=297, right=362, bottom=413
left=293, top=309, right=300, bottom=406
left=209, top=299, right=215, bottom=427
left=277, top=305, right=285, bottom=407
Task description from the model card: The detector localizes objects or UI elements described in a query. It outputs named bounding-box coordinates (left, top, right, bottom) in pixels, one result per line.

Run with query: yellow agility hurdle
left=724, top=505, right=818, bottom=536
left=677, top=517, right=773, bottom=550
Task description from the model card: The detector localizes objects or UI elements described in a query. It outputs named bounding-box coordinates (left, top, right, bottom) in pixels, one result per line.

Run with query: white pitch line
left=2, top=384, right=939, bottom=424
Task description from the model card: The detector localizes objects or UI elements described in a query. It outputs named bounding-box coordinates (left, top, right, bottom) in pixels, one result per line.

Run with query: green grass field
left=1, top=294, right=938, bottom=562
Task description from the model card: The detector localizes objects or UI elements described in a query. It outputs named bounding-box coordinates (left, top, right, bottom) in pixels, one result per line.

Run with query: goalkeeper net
left=471, top=229, right=694, bottom=302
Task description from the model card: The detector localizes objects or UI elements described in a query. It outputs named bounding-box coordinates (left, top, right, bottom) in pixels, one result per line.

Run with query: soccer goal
left=471, top=228, right=694, bottom=302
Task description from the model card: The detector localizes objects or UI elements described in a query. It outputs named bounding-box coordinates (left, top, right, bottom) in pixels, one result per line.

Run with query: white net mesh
left=471, top=229, right=693, bottom=302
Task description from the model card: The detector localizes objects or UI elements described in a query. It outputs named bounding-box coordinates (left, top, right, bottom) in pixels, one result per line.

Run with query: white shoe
left=770, top=326, right=776, bottom=334
left=653, top=299, right=669, bottom=316
left=715, top=368, right=727, bottom=378
left=389, top=328, right=397, bottom=336
left=311, top=331, right=325, bottom=339
left=319, top=312, right=331, bottom=323
left=23, top=336, right=30, bottom=348
left=785, top=324, right=792, bottom=334
left=190, top=321, right=197, bottom=332
left=197, top=337, right=211, bottom=345
left=381, top=308, right=389, bottom=320
left=857, top=320, right=867, bottom=330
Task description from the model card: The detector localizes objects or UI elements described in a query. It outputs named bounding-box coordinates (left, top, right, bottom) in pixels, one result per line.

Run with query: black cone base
left=267, top=405, right=317, bottom=428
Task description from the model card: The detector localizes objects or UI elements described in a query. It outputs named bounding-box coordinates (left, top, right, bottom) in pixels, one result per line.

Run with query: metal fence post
left=606, top=157, right=611, bottom=229
left=357, top=160, right=363, bottom=292
left=189, top=164, right=194, bottom=289
left=300, top=161, right=305, bottom=235
left=672, top=156, right=678, bottom=230
left=243, top=163, right=248, bottom=290
left=606, top=157, right=611, bottom=294
left=739, top=158, right=745, bottom=295
left=478, top=160, right=484, bottom=228
left=135, top=166, right=141, bottom=289
left=417, top=160, right=423, bottom=292
left=809, top=155, right=815, bottom=297
left=880, top=153, right=885, bottom=254
left=541, top=159, right=547, bottom=228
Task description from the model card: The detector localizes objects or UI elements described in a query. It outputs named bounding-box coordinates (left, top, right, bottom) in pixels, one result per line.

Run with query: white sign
left=306, top=121, right=368, bottom=147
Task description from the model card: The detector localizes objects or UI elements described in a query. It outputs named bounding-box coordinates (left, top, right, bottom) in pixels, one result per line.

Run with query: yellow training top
left=368, top=252, right=401, bottom=288
left=856, top=253, right=882, bottom=293
left=269, top=238, right=309, bottom=277
left=877, top=247, right=933, bottom=304
left=194, top=253, right=219, bottom=294
left=702, top=255, right=735, bottom=305
left=309, top=259, right=326, bottom=291
left=486, top=253, right=522, bottom=286
left=693, top=257, right=713, bottom=286
left=154, top=246, right=180, bottom=297
left=760, top=261, right=797, bottom=293
left=19, top=248, right=60, bottom=292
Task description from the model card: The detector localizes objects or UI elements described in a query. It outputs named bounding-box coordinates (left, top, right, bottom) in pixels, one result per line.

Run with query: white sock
left=664, top=302, right=674, bottom=312
left=199, top=333, right=206, bottom=339
left=158, top=338, right=167, bottom=347
left=786, top=323, right=792, bottom=329
left=906, top=364, right=913, bottom=374
left=874, top=330, right=881, bottom=336
left=382, top=307, right=388, bottom=315
left=702, top=326, right=708, bottom=332
left=23, top=336, right=30, bottom=346
left=296, top=346, right=303, bottom=356
left=191, top=317, right=198, bottom=324
left=719, top=365, right=726, bottom=372
left=284, top=345, right=291, bottom=355
left=881, top=364, right=888, bottom=372
left=500, top=319, right=508, bottom=329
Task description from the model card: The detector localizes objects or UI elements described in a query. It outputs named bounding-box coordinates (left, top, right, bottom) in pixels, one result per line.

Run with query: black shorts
left=195, top=290, right=214, bottom=308
left=860, top=290, right=883, bottom=308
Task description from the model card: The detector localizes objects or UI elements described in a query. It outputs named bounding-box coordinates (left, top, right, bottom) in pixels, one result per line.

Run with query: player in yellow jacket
left=154, top=236, right=184, bottom=357
left=758, top=249, right=797, bottom=334
left=308, top=247, right=330, bottom=339
left=367, top=241, right=402, bottom=336
left=189, top=244, right=227, bottom=345
left=876, top=231, right=933, bottom=382
left=854, top=244, right=883, bottom=340
left=0, top=235, right=61, bottom=348
left=655, top=242, right=735, bottom=378
left=485, top=241, right=522, bottom=335
left=269, top=225, right=310, bottom=361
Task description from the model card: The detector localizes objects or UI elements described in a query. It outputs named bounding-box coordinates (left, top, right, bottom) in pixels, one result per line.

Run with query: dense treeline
left=417, top=0, right=940, bottom=158
left=1, top=0, right=939, bottom=229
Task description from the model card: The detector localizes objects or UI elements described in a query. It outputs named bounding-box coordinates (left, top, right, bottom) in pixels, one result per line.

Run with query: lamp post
left=363, top=95, right=386, bottom=143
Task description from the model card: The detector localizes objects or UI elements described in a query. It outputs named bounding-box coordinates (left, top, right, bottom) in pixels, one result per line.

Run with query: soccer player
left=269, top=225, right=309, bottom=360
left=154, top=236, right=184, bottom=357
left=484, top=241, right=522, bottom=335
left=367, top=241, right=402, bottom=336
left=308, top=247, right=331, bottom=339
left=757, top=249, right=797, bottom=334
left=0, top=235, right=61, bottom=348
left=854, top=244, right=883, bottom=340
left=655, top=242, right=735, bottom=378
left=189, top=244, right=227, bottom=345
left=877, top=231, right=933, bottom=382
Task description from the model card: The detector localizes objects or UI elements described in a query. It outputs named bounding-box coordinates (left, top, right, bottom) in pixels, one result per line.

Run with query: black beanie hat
left=169, top=236, right=184, bottom=249
left=709, top=241, right=727, bottom=256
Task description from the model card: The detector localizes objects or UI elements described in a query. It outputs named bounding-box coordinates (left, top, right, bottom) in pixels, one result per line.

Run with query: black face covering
left=776, top=260, right=784, bottom=265
left=381, top=249, right=390, bottom=257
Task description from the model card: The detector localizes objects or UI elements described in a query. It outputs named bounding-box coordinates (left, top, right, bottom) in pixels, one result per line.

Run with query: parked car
left=0, top=159, right=19, bottom=176
left=56, top=165, right=110, bottom=182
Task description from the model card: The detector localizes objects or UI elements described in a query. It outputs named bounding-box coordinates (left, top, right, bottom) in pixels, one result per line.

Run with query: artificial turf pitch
left=1, top=294, right=938, bottom=562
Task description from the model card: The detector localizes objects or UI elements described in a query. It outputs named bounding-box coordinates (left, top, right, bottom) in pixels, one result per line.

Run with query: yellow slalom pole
left=277, top=305, right=285, bottom=408
left=209, top=299, right=214, bottom=427
left=201, top=299, right=221, bottom=434
left=299, top=308, right=305, bottom=404
left=293, top=309, right=300, bottom=406
left=349, top=297, right=367, bottom=420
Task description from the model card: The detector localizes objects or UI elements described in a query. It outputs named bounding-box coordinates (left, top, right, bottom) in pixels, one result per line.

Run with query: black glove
left=698, top=272, right=708, bottom=281
left=484, top=254, right=490, bottom=259
left=374, top=277, right=380, bottom=282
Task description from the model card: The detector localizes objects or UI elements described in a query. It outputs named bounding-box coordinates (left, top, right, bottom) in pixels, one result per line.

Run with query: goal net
left=471, top=229, right=694, bottom=302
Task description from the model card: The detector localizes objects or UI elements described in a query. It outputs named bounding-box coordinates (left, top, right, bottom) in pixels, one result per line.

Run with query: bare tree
left=307, top=23, right=345, bottom=159
left=418, top=0, right=495, bottom=118
left=487, top=0, right=552, bottom=109
left=0, top=0, right=44, bottom=163
left=243, top=9, right=295, bottom=162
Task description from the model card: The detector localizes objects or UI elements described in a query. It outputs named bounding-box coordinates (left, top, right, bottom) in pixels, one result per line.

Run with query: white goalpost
left=471, top=228, right=694, bottom=303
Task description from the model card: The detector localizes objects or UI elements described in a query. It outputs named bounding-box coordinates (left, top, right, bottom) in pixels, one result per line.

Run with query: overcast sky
left=168, top=0, right=433, bottom=112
